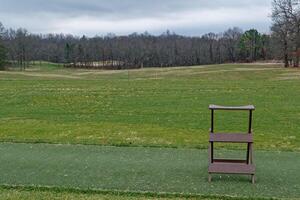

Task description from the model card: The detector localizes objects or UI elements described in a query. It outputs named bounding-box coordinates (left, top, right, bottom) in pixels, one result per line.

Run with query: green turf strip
left=0, top=188, right=251, bottom=200
left=0, top=143, right=299, bottom=199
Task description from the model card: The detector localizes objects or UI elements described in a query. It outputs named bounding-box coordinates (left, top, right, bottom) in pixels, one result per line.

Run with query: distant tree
left=0, top=22, right=4, bottom=38
left=239, top=29, right=262, bottom=62
left=64, top=43, right=72, bottom=63
left=76, top=43, right=84, bottom=67
left=0, top=22, right=7, bottom=70
left=223, top=27, right=243, bottom=62
left=15, top=28, right=29, bottom=70
left=202, top=33, right=218, bottom=63
left=271, top=22, right=290, bottom=67
left=0, top=42, right=6, bottom=70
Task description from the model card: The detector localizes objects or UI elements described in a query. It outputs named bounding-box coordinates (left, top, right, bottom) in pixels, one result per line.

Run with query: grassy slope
left=0, top=63, right=300, bottom=151
left=0, top=143, right=299, bottom=199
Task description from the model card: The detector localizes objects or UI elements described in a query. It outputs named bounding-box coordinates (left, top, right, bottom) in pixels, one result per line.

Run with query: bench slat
left=209, top=104, right=255, bottom=111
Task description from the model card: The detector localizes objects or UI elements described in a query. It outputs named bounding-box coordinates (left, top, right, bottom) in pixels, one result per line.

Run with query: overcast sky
left=0, top=0, right=272, bottom=36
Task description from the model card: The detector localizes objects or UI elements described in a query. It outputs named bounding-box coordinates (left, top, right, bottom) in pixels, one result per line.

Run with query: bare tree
left=0, top=22, right=6, bottom=70
left=271, top=21, right=290, bottom=67
left=223, top=27, right=243, bottom=62
left=272, top=0, right=300, bottom=67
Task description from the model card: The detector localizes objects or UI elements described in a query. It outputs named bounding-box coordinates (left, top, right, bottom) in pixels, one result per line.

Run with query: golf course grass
left=0, top=188, right=238, bottom=200
left=0, top=62, right=300, bottom=199
left=0, top=63, right=300, bottom=151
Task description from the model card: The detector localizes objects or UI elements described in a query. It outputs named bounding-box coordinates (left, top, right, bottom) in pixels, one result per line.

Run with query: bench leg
left=208, top=174, right=212, bottom=182
left=251, top=174, right=255, bottom=184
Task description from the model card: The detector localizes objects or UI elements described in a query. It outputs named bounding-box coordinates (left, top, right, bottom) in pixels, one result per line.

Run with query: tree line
left=0, top=26, right=274, bottom=70
left=0, top=0, right=298, bottom=70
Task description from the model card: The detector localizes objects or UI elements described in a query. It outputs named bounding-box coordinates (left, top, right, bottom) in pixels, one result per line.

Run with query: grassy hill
left=0, top=63, right=299, bottom=151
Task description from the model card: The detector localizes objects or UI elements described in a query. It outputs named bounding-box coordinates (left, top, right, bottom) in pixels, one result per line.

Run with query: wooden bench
left=208, top=104, right=255, bottom=183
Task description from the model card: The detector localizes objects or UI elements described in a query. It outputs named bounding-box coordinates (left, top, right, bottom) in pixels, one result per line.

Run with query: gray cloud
left=0, top=0, right=272, bottom=36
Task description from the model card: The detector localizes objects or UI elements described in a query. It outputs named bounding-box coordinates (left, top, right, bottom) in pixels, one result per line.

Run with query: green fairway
left=0, top=63, right=300, bottom=151
left=0, top=143, right=299, bottom=199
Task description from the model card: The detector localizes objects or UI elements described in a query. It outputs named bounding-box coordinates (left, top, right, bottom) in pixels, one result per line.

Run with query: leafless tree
left=272, top=0, right=300, bottom=67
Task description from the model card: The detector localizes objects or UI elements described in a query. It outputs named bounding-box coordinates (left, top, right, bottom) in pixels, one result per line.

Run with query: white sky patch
left=0, top=0, right=272, bottom=36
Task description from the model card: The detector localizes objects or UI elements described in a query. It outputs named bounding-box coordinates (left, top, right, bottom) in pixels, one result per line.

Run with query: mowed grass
left=0, top=187, right=238, bottom=200
left=0, top=63, right=300, bottom=151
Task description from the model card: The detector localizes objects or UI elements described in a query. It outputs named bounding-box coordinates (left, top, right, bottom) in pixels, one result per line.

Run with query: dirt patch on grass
left=74, top=70, right=125, bottom=76
left=234, top=68, right=281, bottom=71
left=276, top=72, right=300, bottom=80
left=277, top=76, right=300, bottom=80
left=158, top=67, right=281, bottom=77
left=74, top=65, right=210, bottom=76
left=134, top=77, right=164, bottom=80
left=239, top=62, right=283, bottom=66
left=0, top=71, right=81, bottom=79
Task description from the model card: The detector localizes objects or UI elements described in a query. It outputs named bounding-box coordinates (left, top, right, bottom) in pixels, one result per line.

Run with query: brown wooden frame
left=208, top=105, right=255, bottom=183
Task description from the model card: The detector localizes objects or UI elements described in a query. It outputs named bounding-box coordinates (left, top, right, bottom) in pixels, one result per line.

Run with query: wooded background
left=0, top=0, right=299, bottom=70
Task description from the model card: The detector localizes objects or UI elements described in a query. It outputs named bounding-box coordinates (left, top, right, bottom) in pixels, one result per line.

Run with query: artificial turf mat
left=0, top=143, right=299, bottom=199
